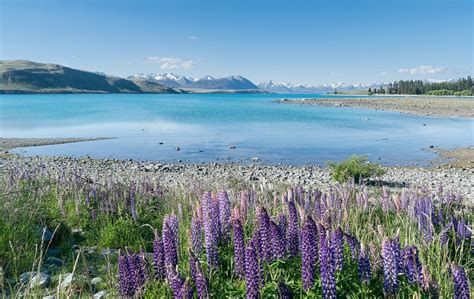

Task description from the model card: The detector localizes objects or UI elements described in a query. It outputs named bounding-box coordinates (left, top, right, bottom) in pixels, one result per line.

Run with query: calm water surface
left=1, top=93, right=472, bottom=165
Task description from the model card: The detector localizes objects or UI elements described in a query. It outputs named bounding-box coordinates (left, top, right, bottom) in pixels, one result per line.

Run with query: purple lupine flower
left=233, top=218, right=246, bottom=278
left=382, top=236, right=401, bottom=295
left=440, top=221, right=453, bottom=247
left=218, top=190, right=231, bottom=242
left=318, top=225, right=336, bottom=299
left=245, top=240, right=261, bottom=299
left=287, top=200, right=300, bottom=256
left=125, top=251, right=139, bottom=295
left=129, top=183, right=138, bottom=220
left=189, top=251, right=208, bottom=299
left=401, top=246, right=422, bottom=285
left=137, top=249, right=149, bottom=287
left=164, top=213, right=180, bottom=246
left=277, top=213, right=287, bottom=236
left=331, top=228, right=343, bottom=271
left=270, top=220, right=286, bottom=259
left=344, top=232, right=359, bottom=260
left=163, top=222, right=178, bottom=273
left=118, top=251, right=131, bottom=296
left=358, top=244, right=371, bottom=283
left=153, top=233, right=166, bottom=280
left=240, top=191, right=249, bottom=224
left=211, top=195, right=222, bottom=241
left=257, top=207, right=272, bottom=261
left=451, top=264, right=470, bottom=299
left=191, top=212, right=203, bottom=255
left=278, top=281, right=293, bottom=299
left=301, top=216, right=317, bottom=290
left=168, top=266, right=185, bottom=298
left=202, top=192, right=219, bottom=269
left=456, top=219, right=472, bottom=240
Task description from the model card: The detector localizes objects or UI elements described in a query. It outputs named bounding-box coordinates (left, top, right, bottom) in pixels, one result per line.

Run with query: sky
left=1, top=0, right=472, bottom=85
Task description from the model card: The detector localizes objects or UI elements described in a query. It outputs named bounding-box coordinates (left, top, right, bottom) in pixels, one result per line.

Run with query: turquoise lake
left=1, top=93, right=472, bottom=165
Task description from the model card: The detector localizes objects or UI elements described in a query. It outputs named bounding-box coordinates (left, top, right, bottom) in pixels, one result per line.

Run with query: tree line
left=369, top=76, right=473, bottom=96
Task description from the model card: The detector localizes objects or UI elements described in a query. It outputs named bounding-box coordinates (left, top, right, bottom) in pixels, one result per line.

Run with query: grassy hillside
left=0, top=60, right=177, bottom=94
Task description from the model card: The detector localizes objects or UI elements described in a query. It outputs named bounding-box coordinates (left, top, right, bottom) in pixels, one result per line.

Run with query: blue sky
left=1, top=0, right=472, bottom=85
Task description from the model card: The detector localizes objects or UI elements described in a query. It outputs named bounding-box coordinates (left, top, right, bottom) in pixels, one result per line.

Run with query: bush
left=454, top=90, right=472, bottom=96
left=328, top=155, right=385, bottom=183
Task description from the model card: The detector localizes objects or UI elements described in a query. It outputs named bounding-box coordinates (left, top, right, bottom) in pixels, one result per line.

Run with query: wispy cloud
left=147, top=57, right=196, bottom=69
left=398, top=65, right=447, bottom=75
left=379, top=71, right=388, bottom=76
left=187, top=36, right=199, bottom=41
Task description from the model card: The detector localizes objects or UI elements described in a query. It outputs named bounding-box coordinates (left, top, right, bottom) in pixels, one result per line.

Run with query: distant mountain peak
left=129, top=72, right=259, bottom=90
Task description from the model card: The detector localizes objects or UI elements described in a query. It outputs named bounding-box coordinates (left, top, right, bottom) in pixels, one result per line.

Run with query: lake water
left=1, top=93, right=472, bottom=165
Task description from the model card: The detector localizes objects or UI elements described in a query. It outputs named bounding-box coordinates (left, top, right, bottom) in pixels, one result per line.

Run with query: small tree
left=328, top=155, right=385, bottom=183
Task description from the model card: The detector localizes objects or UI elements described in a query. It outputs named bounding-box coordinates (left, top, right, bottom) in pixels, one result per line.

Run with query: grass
left=0, top=162, right=471, bottom=298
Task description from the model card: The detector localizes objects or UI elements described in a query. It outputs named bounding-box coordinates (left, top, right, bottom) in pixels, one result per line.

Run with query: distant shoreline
left=276, top=96, right=474, bottom=118
left=0, top=137, right=113, bottom=152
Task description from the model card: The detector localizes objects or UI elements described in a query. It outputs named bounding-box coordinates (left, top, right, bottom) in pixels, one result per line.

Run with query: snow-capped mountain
left=128, top=73, right=259, bottom=90
left=258, top=80, right=390, bottom=94
left=128, top=73, right=193, bottom=88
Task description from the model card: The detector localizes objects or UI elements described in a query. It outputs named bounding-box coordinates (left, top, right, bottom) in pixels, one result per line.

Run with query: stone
left=59, top=273, right=74, bottom=289
left=101, top=248, right=117, bottom=257
left=93, top=290, right=108, bottom=299
left=91, top=277, right=103, bottom=286
left=19, top=272, right=51, bottom=288
left=43, top=296, right=55, bottom=299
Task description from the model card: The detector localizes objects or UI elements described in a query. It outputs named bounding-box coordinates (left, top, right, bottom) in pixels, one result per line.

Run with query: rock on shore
left=1, top=155, right=472, bottom=201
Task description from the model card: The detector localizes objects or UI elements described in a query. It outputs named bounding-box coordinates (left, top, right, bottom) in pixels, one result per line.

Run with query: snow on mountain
left=258, top=80, right=390, bottom=94
left=129, top=73, right=259, bottom=90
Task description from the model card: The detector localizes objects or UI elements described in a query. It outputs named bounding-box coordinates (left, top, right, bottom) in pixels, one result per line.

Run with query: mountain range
left=128, top=73, right=259, bottom=91
left=0, top=60, right=177, bottom=94
left=258, top=80, right=389, bottom=94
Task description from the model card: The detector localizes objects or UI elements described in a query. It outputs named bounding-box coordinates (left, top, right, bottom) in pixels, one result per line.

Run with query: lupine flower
left=331, top=228, right=343, bottom=271
left=420, top=266, right=439, bottom=296
left=245, top=240, right=261, bottom=299
left=301, top=216, right=317, bottom=290
left=164, top=213, right=180, bottom=247
left=163, top=222, right=178, bottom=273
left=257, top=207, right=272, bottom=261
left=218, top=190, right=231, bottom=242
left=137, top=249, right=149, bottom=287
left=401, top=246, right=422, bottom=285
left=233, top=218, right=246, bottom=278
left=240, top=191, right=249, bottom=224
left=129, top=183, right=138, bottom=220
left=211, top=195, right=222, bottom=241
left=191, top=212, right=203, bottom=255
left=118, top=251, right=131, bottom=296
left=277, top=213, right=287, bottom=237
left=167, top=266, right=190, bottom=299
left=382, top=236, right=401, bottom=295
left=318, top=225, right=336, bottom=299
left=287, top=200, right=300, bottom=256
left=189, top=251, right=208, bottom=299
left=153, top=233, right=166, bottom=280
left=270, top=220, right=286, bottom=259
left=451, top=264, right=470, bottom=299
left=344, top=232, right=359, bottom=259
left=278, top=281, right=293, bottom=299
left=440, top=222, right=453, bottom=247
left=456, top=219, right=472, bottom=240
left=358, top=244, right=371, bottom=283
left=202, top=192, right=219, bottom=269
left=125, top=251, right=139, bottom=294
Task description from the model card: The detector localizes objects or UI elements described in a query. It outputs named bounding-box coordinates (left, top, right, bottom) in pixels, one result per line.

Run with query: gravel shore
left=2, top=154, right=472, bottom=202
left=277, top=96, right=474, bottom=118
left=0, top=137, right=112, bottom=152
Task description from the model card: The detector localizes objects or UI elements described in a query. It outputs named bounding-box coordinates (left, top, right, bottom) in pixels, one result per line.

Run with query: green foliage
left=383, top=76, right=474, bottom=95
left=328, top=155, right=385, bottom=183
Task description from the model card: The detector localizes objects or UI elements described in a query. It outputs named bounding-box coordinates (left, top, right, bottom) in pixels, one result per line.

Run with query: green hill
left=0, top=60, right=178, bottom=94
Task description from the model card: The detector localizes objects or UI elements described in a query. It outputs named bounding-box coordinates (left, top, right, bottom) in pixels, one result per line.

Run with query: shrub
left=328, top=155, right=385, bottom=183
